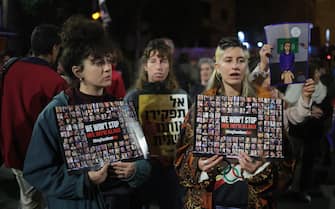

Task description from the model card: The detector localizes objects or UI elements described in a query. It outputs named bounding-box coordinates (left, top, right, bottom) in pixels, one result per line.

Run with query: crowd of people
left=0, top=15, right=334, bottom=209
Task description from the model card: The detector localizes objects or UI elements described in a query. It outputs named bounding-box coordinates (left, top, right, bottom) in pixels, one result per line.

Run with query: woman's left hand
left=238, top=152, right=264, bottom=174
left=111, top=161, right=136, bottom=179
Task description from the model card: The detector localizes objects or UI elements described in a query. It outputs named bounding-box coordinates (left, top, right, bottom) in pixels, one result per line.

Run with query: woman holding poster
left=175, top=37, right=315, bottom=209
left=23, top=16, right=150, bottom=209
left=124, top=39, right=188, bottom=209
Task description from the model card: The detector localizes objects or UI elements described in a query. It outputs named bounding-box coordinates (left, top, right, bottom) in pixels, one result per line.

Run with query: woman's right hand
left=198, top=155, right=223, bottom=172
left=88, top=163, right=109, bottom=185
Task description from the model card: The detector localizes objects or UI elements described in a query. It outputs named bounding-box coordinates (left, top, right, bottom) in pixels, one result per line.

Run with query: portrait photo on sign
left=264, top=23, right=311, bottom=86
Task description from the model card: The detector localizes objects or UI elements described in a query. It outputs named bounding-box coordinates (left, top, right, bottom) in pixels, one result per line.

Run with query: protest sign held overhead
left=264, top=23, right=311, bottom=86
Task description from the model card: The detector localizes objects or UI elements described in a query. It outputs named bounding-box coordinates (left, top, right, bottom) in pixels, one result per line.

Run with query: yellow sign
left=138, top=94, right=188, bottom=159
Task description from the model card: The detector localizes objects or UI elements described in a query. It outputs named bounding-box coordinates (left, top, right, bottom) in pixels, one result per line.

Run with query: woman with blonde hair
left=175, top=37, right=315, bottom=209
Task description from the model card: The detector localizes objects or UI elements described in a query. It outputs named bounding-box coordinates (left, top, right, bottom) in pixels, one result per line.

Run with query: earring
left=79, top=77, right=84, bottom=81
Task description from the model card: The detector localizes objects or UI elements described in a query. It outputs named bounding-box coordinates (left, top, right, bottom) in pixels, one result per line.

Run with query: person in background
left=23, top=16, right=150, bottom=209
left=104, top=65, right=126, bottom=98
left=0, top=49, right=15, bottom=66
left=175, top=37, right=315, bottom=209
left=125, top=38, right=188, bottom=209
left=189, top=57, right=215, bottom=102
left=0, top=24, right=68, bottom=209
left=104, top=47, right=127, bottom=98
left=110, top=47, right=131, bottom=89
left=285, top=62, right=332, bottom=203
left=160, top=37, right=194, bottom=94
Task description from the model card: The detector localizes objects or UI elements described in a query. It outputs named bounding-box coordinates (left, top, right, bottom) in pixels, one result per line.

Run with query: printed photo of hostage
left=264, top=23, right=311, bottom=86
left=280, top=40, right=295, bottom=84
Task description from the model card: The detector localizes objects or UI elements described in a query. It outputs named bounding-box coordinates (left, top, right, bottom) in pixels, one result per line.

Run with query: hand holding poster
left=193, top=95, right=284, bottom=159
left=55, top=101, right=148, bottom=174
left=264, top=23, right=311, bottom=86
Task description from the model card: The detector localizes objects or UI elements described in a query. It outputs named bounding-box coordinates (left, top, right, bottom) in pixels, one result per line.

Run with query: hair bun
left=61, top=15, right=105, bottom=48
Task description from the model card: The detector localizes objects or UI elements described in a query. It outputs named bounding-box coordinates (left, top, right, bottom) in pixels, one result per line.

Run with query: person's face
left=75, top=56, right=112, bottom=94
left=216, top=47, right=247, bottom=89
left=145, top=51, right=170, bottom=82
left=284, top=43, right=291, bottom=53
left=200, top=63, right=213, bottom=84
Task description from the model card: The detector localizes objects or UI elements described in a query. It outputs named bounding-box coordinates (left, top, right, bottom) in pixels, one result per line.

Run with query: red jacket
left=0, top=57, right=68, bottom=169
left=104, top=69, right=126, bottom=99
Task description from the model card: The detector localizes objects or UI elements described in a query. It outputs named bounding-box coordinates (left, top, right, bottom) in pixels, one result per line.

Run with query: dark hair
left=30, top=24, right=61, bottom=56
left=60, top=15, right=110, bottom=82
left=283, top=40, right=292, bottom=52
left=283, top=40, right=291, bottom=45
left=308, top=61, right=321, bottom=78
left=135, top=38, right=178, bottom=90
left=214, top=37, right=248, bottom=63
left=218, top=37, right=246, bottom=51
left=142, top=39, right=172, bottom=63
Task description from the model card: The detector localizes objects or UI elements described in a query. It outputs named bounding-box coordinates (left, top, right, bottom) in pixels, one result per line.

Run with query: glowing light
left=326, top=54, right=332, bottom=60
left=91, top=12, right=101, bottom=20
left=257, top=41, right=263, bottom=48
left=238, top=31, right=245, bottom=42
left=325, top=28, right=330, bottom=42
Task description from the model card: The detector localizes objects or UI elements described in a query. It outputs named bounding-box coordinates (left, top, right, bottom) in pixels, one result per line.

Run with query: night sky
left=10, top=0, right=314, bottom=57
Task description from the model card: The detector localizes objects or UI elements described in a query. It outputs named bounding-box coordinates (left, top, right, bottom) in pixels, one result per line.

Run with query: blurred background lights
left=91, top=12, right=101, bottom=20
left=242, top=41, right=250, bottom=49
left=237, top=31, right=245, bottom=42
left=257, top=41, right=263, bottom=48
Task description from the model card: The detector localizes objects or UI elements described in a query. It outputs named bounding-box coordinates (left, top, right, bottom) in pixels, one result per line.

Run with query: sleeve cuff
left=242, top=162, right=270, bottom=179
left=198, top=171, right=210, bottom=183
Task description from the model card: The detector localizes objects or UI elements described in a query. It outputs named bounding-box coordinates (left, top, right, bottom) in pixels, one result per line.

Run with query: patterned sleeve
left=175, top=107, right=212, bottom=190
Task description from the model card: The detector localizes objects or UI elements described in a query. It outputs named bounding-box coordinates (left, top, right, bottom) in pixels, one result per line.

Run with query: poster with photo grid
left=193, top=95, right=284, bottom=159
left=55, top=101, right=147, bottom=174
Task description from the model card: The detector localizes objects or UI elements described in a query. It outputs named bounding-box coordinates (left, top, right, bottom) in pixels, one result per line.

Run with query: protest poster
left=193, top=95, right=284, bottom=159
left=55, top=101, right=148, bottom=174
left=138, top=94, right=188, bottom=160
left=264, top=23, right=311, bottom=86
